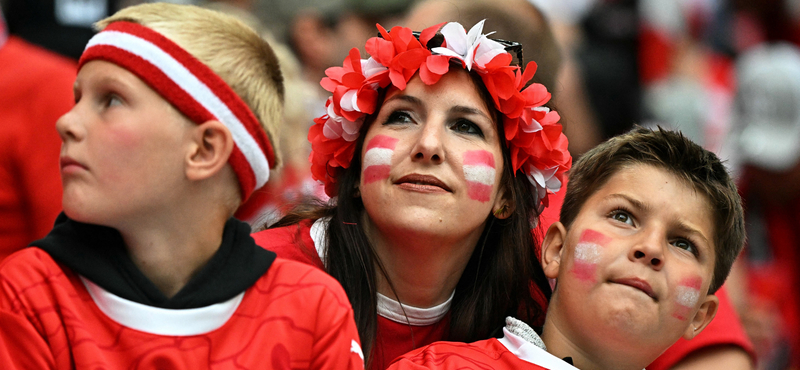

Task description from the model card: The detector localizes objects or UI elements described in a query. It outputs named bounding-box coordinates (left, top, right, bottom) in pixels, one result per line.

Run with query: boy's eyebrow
left=607, top=193, right=651, bottom=213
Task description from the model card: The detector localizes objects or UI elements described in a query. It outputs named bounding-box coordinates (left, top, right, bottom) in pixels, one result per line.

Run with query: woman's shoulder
left=252, top=219, right=325, bottom=270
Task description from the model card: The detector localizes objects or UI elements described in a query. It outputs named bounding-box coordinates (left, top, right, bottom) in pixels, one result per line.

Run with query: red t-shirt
left=0, top=247, right=364, bottom=370
left=0, top=36, right=76, bottom=262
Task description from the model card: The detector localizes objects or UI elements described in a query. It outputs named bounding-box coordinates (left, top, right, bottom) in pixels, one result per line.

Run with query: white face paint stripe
left=463, top=164, right=495, bottom=185
left=676, top=286, right=700, bottom=307
left=363, top=147, right=394, bottom=167
left=574, top=242, right=602, bottom=263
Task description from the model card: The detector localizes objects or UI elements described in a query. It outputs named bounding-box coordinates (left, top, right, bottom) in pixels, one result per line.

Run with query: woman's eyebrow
left=384, top=94, right=423, bottom=107
left=449, top=106, right=491, bottom=121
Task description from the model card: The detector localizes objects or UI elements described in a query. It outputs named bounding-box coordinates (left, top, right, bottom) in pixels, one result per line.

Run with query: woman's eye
left=610, top=210, right=634, bottom=225
left=450, top=119, right=483, bottom=137
left=384, top=111, right=413, bottom=125
left=672, top=239, right=698, bottom=256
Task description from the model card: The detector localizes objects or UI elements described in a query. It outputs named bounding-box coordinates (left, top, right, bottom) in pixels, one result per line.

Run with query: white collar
left=81, top=277, right=244, bottom=336
left=498, top=317, right=579, bottom=369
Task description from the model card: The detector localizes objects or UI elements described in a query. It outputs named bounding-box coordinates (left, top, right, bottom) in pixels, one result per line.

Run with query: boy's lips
left=394, top=174, right=452, bottom=193
left=60, top=156, right=88, bottom=171
left=612, top=277, right=657, bottom=301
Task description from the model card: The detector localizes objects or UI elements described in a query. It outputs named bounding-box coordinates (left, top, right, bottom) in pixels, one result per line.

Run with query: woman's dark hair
left=270, top=67, right=552, bottom=367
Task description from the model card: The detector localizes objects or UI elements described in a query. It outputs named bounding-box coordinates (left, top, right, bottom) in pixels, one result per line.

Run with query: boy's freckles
left=462, top=150, right=495, bottom=202
left=672, top=276, right=702, bottom=320
left=571, top=229, right=610, bottom=282
left=363, top=135, right=398, bottom=184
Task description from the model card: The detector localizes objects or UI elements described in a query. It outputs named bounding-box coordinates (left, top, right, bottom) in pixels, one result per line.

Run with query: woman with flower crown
left=252, top=20, right=570, bottom=369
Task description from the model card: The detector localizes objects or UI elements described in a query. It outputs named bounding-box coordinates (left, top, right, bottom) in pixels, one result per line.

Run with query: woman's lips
left=613, top=277, right=657, bottom=301
left=394, top=174, right=452, bottom=193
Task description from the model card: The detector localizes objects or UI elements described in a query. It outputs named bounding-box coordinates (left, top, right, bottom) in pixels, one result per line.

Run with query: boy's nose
left=630, top=231, right=664, bottom=269
left=55, top=106, right=85, bottom=143
left=411, top=122, right=445, bottom=164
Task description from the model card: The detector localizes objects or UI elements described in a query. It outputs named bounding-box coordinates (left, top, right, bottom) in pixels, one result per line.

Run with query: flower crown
left=308, top=20, right=571, bottom=208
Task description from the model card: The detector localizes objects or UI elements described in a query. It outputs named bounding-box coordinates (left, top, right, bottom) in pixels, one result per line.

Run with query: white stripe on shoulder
left=81, top=277, right=244, bottom=336
left=377, top=290, right=453, bottom=326
left=86, top=30, right=269, bottom=188
left=498, top=326, right=579, bottom=370
left=310, top=217, right=329, bottom=267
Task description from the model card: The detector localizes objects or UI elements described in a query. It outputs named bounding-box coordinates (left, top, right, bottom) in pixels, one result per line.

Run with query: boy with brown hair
left=389, top=127, right=746, bottom=369
left=0, top=3, right=363, bottom=369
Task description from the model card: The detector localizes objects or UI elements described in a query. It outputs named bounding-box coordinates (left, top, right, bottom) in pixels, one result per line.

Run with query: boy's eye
left=106, top=95, right=124, bottom=108
left=610, top=210, right=634, bottom=225
left=384, top=111, right=413, bottom=125
left=450, top=119, right=483, bottom=137
left=672, top=239, right=698, bottom=256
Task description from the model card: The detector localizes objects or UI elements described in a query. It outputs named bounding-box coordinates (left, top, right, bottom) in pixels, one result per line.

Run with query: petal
left=420, top=22, right=446, bottom=46
left=440, top=22, right=468, bottom=55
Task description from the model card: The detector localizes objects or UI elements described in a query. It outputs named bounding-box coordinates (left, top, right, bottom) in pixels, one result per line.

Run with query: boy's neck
left=117, top=207, right=229, bottom=298
left=541, top=313, right=648, bottom=370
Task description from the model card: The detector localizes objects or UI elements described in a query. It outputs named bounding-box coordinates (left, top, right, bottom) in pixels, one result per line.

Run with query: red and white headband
left=79, top=21, right=276, bottom=201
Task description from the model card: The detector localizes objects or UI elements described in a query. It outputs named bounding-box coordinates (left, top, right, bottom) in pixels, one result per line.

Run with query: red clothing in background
left=0, top=36, right=75, bottom=261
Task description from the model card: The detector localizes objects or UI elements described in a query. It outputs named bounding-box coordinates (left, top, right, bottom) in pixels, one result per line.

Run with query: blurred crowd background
left=3, top=0, right=800, bottom=369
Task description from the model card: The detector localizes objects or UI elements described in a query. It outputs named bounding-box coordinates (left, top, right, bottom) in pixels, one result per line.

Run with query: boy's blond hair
left=96, top=3, right=284, bottom=171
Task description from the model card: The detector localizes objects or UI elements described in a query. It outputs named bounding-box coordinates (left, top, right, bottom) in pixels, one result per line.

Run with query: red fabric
left=252, top=219, right=325, bottom=270
left=646, top=287, right=755, bottom=370
left=0, top=37, right=75, bottom=263
left=387, top=338, right=548, bottom=370
left=0, top=248, right=363, bottom=370
left=371, top=316, right=450, bottom=370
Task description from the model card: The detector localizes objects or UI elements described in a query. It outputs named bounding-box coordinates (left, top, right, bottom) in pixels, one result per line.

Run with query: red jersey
left=387, top=320, right=578, bottom=370
left=254, top=216, right=753, bottom=369
left=0, top=247, right=364, bottom=370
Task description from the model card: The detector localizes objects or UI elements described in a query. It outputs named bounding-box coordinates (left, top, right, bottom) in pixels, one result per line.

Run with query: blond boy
left=389, top=127, right=745, bottom=369
left=0, top=3, right=363, bottom=369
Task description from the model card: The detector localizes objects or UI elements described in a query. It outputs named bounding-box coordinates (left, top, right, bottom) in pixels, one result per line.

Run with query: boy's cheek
left=462, top=150, right=495, bottom=203
left=672, top=276, right=702, bottom=321
left=570, top=229, right=610, bottom=282
left=362, top=135, right=398, bottom=184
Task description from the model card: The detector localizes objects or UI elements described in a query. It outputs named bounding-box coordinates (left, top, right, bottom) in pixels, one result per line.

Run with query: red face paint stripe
left=365, top=135, right=399, bottom=150
left=467, top=182, right=492, bottom=202
left=579, top=229, right=611, bottom=246
left=463, top=150, right=495, bottom=168
left=363, top=165, right=391, bottom=184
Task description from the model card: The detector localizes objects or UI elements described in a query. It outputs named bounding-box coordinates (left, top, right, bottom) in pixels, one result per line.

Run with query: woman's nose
left=411, top=121, right=445, bottom=164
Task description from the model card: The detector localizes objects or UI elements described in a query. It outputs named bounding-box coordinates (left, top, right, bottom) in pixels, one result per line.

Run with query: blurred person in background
left=0, top=4, right=76, bottom=261
left=724, top=43, right=800, bottom=370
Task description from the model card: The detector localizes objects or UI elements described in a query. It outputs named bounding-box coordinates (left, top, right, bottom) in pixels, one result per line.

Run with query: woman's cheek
left=362, top=135, right=398, bottom=184
left=462, top=150, right=495, bottom=202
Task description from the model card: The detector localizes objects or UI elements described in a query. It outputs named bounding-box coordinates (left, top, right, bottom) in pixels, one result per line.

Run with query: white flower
left=361, top=57, right=387, bottom=79
left=432, top=20, right=505, bottom=71
left=322, top=97, right=362, bottom=142
left=526, top=165, right=562, bottom=202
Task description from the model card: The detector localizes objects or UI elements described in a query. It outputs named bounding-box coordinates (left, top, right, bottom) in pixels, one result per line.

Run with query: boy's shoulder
left=0, top=247, right=66, bottom=283
left=254, top=256, right=347, bottom=303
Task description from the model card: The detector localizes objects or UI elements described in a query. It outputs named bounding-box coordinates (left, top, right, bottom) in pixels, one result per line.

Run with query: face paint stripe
left=467, top=182, right=492, bottom=202
left=463, top=165, right=495, bottom=185
left=574, top=242, right=602, bottom=263
left=365, top=135, right=399, bottom=150
left=363, top=147, right=393, bottom=168
left=464, top=150, right=495, bottom=168
left=363, top=165, right=391, bottom=184
left=580, top=229, right=611, bottom=245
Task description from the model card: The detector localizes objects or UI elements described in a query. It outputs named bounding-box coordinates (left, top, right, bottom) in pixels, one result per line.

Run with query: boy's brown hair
left=96, top=2, right=284, bottom=169
left=560, top=126, right=745, bottom=293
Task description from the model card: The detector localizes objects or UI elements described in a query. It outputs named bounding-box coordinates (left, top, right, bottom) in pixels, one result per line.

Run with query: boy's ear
left=541, top=222, right=567, bottom=279
left=185, top=120, right=234, bottom=181
left=491, top=184, right=515, bottom=219
left=682, top=293, right=719, bottom=340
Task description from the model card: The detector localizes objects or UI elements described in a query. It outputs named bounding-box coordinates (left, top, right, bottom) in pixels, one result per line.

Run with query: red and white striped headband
left=79, top=21, right=276, bottom=201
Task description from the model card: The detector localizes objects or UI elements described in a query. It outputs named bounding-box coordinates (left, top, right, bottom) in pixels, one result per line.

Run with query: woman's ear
left=492, top=184, right=515, bottom=219
left=682, top=293, right=719, bottom=340
left=185, top=120, right=234, bottom=181
left=541, top=222, right=567, bottom=279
